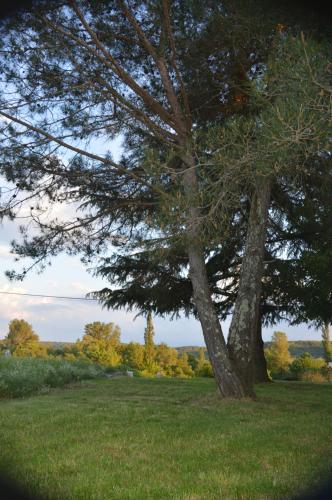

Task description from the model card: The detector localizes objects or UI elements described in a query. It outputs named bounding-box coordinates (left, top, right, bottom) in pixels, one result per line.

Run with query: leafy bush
left=290, top=352, right=325, bottom=379
left=299, top=371, right=327, bottom=383
left=0, top=357, right=106, bottom=398
left=196, top=362, right=214, bottom=378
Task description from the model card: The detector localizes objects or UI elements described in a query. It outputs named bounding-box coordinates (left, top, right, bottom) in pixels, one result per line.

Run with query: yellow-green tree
left=155, top=343, right=179, bottom=374
left=195, top=347, right=213, bottom=377
left=265, top=331, right=292, bottom=377
left=143, top=312, right=156, bottom=370
left=4, top=319, right=46, bottom=357
left=121, top=342, right=145, bottom=370
left=77, top=321, right=121, bottom=366
left=196, top=348, right=206, bottom=371
left=177, top=352, right=195, bottom=378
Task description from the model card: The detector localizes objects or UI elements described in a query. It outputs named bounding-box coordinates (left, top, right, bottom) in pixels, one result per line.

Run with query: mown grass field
left=0, top=378, right=331, bottom=499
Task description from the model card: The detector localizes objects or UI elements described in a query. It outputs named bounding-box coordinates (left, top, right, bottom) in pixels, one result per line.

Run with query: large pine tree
left=0, top=1, right=330, bottom=396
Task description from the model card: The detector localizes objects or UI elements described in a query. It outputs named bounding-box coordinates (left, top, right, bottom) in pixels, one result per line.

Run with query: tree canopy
left=0, top=1, right=331, bottom=397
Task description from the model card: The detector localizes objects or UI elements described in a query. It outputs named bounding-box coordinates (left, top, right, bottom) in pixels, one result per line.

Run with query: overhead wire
left=0, top=291, right=98, bottom=301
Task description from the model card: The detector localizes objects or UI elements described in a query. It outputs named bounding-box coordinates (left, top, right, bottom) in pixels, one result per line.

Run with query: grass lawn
left=0, top=378, right=331, bottom=499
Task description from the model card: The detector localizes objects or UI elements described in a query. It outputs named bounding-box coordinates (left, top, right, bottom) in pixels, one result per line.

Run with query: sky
left=0, top=214, right=323, bottom=346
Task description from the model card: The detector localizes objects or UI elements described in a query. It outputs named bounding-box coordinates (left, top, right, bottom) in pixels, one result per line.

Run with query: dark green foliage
left=0, top=0, right=329, bottom=285
left=0, top=0, right=276, bottom=277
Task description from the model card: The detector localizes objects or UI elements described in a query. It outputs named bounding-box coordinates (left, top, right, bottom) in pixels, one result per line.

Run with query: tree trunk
left=187, top=242, right=247, bottom=397
left=227, top=176, right=272, bottom=394
left=253, top=309, right=271, bottom=383
left=322, top=321, right=332, bottom=364
left=182, top=153, right=247, bottom=398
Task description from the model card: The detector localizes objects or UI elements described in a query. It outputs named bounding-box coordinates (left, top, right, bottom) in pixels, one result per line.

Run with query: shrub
left=299, top=371, right=327, bottom=383
left=196, top=362, right=214, bottom=378
left=290, top=352, right=325, bottom=379
left=322, top=366, right=332, bottom=382
left=0, top=357, right=106, bottom=398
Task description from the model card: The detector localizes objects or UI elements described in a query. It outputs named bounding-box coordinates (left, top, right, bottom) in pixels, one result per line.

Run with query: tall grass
left=0, top=357, right=106, bottom=398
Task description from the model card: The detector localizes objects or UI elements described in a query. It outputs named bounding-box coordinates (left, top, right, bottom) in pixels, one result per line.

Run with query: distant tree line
left=0, top=316, right=213, bottom=378
left=1, top=316, right=331, bottom=383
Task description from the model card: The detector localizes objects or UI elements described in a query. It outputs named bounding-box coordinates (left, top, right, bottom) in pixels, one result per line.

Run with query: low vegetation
left=0, top=357, right=106, bottom=398
left=0, top=378, right=331, bottom=499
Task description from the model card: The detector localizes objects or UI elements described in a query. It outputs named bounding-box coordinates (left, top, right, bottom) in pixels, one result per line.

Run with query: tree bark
left=253, top=309, right=271, bottom=383
left=182, top=153, right=247, bottom=398
left=322, top=321, right=332, bottom=364
left=227, top=176, right=272, bottom=394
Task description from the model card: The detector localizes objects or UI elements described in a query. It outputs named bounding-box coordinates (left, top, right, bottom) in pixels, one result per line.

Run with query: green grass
left=0, top=378, right=331, bottom=499
left=0, top=357, right=107, bottom=397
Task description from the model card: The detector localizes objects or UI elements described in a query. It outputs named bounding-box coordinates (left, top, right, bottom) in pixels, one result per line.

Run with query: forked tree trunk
left=253, top=309, right=271, bottom=383
left=182, top=153, right=247, bottom=398
left=187, top=242, right=246, bottom=397
left=227, top=176, right=272, bottom=394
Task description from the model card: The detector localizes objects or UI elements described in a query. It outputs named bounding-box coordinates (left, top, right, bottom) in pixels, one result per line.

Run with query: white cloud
left=0, top=244, right=12, bottom=259
left=0, top=284, right=57, bottom=332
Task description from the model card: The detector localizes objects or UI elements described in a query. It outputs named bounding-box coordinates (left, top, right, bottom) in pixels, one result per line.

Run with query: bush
left=196, top=362, right=214, bottom=378
left=299, top=371, right=327, bottom=383
left=0, top=356, right=106, bottom=398
left=290, top=352, right=325, bottom=379
left=322, top=366, right=332, bottom=382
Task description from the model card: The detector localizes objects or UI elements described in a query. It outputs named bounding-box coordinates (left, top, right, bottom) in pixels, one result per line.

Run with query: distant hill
left=176, top=341, right=326, bottom=359
left=10, top=340, right=326, bottom=359
left=41, top=341, right=73, bottom=348
left=265, top=340, right=325, bottom=358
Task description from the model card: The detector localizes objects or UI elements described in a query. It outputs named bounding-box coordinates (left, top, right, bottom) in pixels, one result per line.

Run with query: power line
left=0, top=291, right=98, bottom=301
